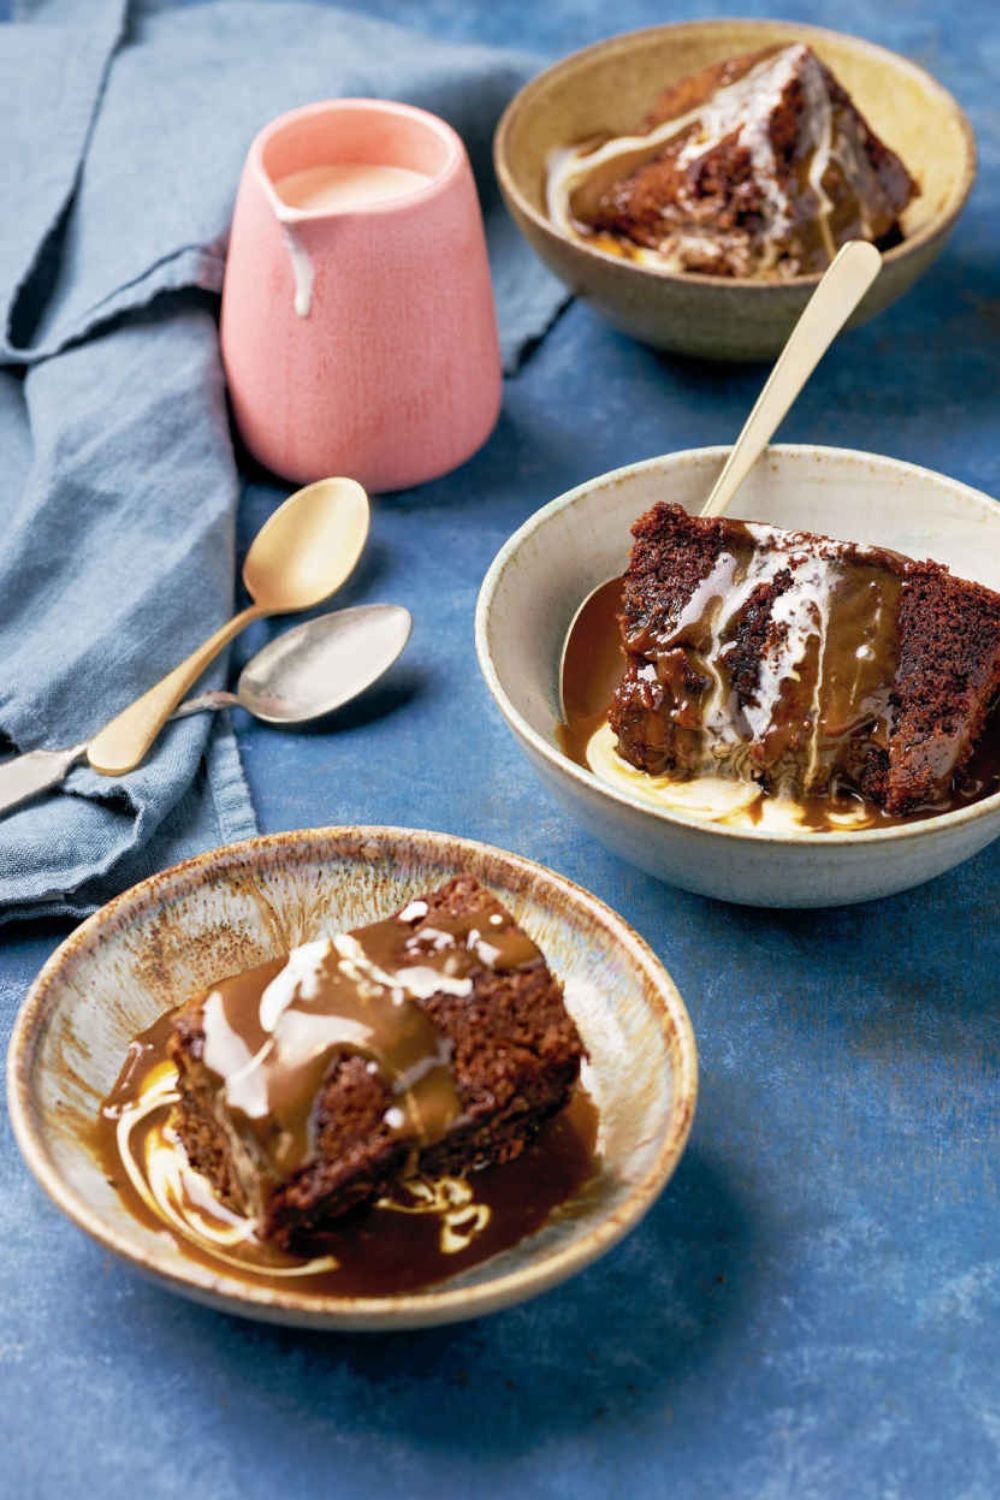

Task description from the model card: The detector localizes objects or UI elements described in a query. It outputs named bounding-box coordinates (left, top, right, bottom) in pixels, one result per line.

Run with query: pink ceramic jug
left=221, top=99, right=502, bottom=493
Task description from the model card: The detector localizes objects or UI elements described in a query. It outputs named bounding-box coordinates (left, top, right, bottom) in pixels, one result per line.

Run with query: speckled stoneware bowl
left=8, top=827, right=697, bottom=1330
left=494, top=19, right=976, bottom=360
left=476, top=446, right=1000, bottom=908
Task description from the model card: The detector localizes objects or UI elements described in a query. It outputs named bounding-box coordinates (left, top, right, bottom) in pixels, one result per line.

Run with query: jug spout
left=251, top=98, right=463, bottom=319
left=256, top=97, right=458, bottom=223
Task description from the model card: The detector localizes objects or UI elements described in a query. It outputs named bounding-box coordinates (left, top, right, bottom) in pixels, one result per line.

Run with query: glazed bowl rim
left=494, top=16, right=977, bottom=292
left=7, top=824, right=698, bottom=1326
left=474, top=443, right=1000, bottom=849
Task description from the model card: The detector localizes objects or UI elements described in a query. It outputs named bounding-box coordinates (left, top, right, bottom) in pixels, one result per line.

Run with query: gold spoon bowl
left=87, top=477, right=370, bottom=776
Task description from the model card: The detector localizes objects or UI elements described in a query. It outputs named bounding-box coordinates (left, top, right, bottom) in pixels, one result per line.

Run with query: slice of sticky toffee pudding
left=608, top=503, right=1000, bottom=816
left=168, top=877, right=584, bottom=1252
left=549, top=44, right=917, bottom=279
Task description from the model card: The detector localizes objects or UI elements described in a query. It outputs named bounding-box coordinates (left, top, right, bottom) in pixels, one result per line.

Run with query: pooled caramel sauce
left=558, top=564, right=1000, bottom=832
left=95, top=1013, right=600, bottom=1299
left=559, top=576, right=629, bottom=767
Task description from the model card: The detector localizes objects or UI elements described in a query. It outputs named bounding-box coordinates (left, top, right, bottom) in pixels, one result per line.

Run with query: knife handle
left=0, top=744, right=88, bottom=819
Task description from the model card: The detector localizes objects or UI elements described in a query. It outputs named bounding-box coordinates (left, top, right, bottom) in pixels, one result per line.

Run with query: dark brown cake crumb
left=609, top=502, right=1000, bottom=815
left=169, top=877, right=585, bottom=1252
left=890, top=565, right=1000, bottom=811
left=568, top=43, right=918, bottom=278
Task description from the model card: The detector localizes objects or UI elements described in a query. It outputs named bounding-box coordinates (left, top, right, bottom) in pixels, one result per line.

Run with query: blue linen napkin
left=0, top=0, right=568, bottom=923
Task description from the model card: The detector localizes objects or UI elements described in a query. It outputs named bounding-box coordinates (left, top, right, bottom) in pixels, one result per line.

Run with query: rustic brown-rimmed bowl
left=475, top=446, right=1000, bottom=908
left=495, top=18, right=976, bottom=359
left=7, top=826, right=697, bottom=1330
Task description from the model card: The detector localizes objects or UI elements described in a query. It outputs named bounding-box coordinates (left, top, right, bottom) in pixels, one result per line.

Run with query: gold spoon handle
left=87, top=605, right=265, bottom=775
left=700, top=240, right=882, bottom=519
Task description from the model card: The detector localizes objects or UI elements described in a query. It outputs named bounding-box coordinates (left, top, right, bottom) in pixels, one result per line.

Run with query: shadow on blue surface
left=91, top=1140, right=755, bottom=1459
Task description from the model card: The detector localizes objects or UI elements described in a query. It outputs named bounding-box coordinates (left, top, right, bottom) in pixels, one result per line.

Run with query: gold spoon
left=0, top=605, right=410, bottom=818
left=699, top=239, right=881, bottom=518
left=88, top=477, right=370, bottom=776
left=559, top=239, right=882, bottom=716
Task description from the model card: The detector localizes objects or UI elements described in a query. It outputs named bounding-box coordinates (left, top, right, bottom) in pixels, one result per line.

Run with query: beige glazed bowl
left=8, top=827, right=697, bottom=1330
left=475, top=446, right=1000, bottom=908
left=494, top=19, right=976, bottom=360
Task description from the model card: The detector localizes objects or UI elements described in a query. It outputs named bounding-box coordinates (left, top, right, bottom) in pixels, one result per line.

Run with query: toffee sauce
left=558, top=574, right=1000, bottom=832
left=95, top=1016, right=600, bottom=1300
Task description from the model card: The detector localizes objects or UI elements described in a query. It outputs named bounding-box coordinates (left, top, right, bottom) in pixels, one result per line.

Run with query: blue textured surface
left=2, top=2, right=998, bottom=1497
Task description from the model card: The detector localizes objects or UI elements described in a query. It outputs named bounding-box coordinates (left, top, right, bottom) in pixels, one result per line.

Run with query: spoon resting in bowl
left=558, top=239, right=881, bottom=718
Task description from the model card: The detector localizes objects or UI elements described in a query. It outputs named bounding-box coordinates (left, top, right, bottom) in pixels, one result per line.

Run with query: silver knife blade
left=0, top=745, right=88, bottom=819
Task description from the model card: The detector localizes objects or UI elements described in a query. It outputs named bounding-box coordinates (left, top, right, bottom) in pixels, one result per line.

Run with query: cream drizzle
left=281, top=224, right=314, bottom=318
left=113, top=1059, right=491, bottom=1275
left=331, top=931, right=474, bottom=1003
left=586, top=721, right=875, bottom=832
left=546, top=44, right=842, bottom=272
left=113, top=1061, right=340, bottom=1275
left=649, top=523, right=847, bottom=787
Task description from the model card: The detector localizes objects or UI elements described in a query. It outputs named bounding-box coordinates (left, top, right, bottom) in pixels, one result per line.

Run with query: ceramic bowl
left=7, top=827, right=697, bottom=1330
left=475, top=446, right=1000, bottom=908
left=494, top=19, right=976, bottom=360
